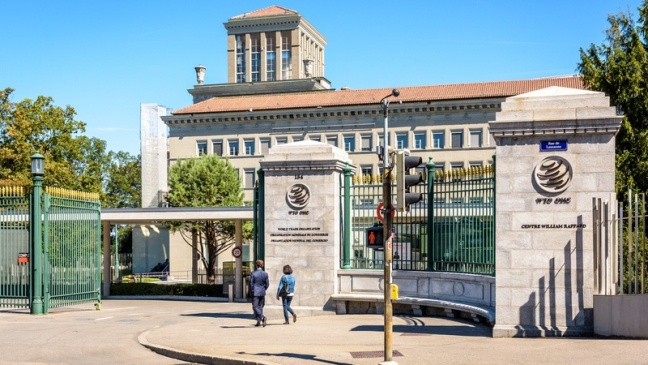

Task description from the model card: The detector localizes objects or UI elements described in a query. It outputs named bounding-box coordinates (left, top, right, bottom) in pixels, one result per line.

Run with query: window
left=451, top=130, right=463, bottom=148
left=469, top=161, right=483, bottom=168
left=244, top=139, right=255, bottom=155
left=244, top=169, right=255, bottom=189
left=396, top=133, right=408, bottom=149
left=281, top=31, right=291, bottom=80
left=266, top=35, right=276, bottom=81
left=451, top=162, right=464, bottom=170
left=434, top=164, right=445, bottom=176
left=360, top=165, right=373, bottom=176
left=235, top=35, right=246, bottom=83
left=432, top=131, right=445, bottom=149
left=228, top=139, right=239, bottom=156
left=197, top=141, right=207, bottom=156
left=276, top=137, right=287, bottom=145
left=309, top=135, right=321, bottom=142
left=361, top=134, right=372, bottom=151
left=293, top=136, right=304, bottom=142
left=326, top=135, right=338, bottom=147
left=212, top=140, right=223, bottom=156
left=260, top=138, right=271, bottom=155
left=470, top=129, right=482, bottom=147
left=250, top=34, right=260, bottom=82
left=344, top=135, right=355, bottom=152
left=414, top=132, right=426, bottom=149
left=378, top=134, right=390, bottom=149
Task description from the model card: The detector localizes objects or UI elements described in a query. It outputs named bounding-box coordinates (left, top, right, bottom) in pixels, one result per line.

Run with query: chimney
left=194, top=64, right=206, bottom=85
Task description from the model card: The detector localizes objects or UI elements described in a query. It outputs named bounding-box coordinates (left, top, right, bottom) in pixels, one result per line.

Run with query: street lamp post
left=30, top=153, right=45, bottom=315
left=380, top=89, right=399, bottom=364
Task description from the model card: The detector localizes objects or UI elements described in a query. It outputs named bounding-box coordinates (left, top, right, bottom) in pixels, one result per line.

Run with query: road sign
left=232, top=247, right=242, bottom=258
left=376, top=202, right=396, bottom=222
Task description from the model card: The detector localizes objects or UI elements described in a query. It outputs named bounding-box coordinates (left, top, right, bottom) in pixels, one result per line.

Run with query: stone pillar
left=260, top=141, right=353, bottom=310
left=489, top=87, right=622, bottom=337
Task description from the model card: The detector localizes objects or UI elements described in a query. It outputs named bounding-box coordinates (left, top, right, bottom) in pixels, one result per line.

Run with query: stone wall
left=489, top=87, right=622, bottom=337
left=260, top=141, right=352, bottom=310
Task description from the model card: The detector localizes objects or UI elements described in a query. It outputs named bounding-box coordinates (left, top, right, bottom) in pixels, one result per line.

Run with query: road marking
left=95, top=316, right=114, bottom=321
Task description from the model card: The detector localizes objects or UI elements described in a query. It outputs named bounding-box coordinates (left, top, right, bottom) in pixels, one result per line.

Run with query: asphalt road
left=0, top=300, right=198, bottom=365
left=2, top=299, right=647, bottom=365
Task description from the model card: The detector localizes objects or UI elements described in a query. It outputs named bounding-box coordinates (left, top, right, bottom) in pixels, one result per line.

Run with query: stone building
left=139, top=5, right=585, bottom=285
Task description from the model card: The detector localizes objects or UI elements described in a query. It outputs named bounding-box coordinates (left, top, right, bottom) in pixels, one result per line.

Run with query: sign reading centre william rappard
left=520, top=155, right=586, bottom=229
left=268, top=179, right=330, bottom=243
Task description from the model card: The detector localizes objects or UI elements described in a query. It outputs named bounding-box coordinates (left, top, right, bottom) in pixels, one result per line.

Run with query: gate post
left=342, top=163, right=352, bottom=269
left=490, top=87, right=622, bottom=337
left=30, top=153, right=45, bottom=315
left=426, top=157, right=435, bottom=271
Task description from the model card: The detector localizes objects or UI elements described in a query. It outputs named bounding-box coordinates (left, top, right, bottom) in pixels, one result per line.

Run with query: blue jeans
left=281, top=295, right=295, bottom=322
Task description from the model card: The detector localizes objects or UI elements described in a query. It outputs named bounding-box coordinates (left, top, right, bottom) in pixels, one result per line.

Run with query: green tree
left=0, top=87, right=106, bottom=190
left=166, top=154, right=250, bottom=283
left=577, top=2, right=648, bottom=201
left=104, top=151, right=142, bottom=208
left=0, top=87, right=141, bottom=209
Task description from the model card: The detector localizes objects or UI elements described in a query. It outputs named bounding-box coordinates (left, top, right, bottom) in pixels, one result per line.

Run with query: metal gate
left=44, top=187, right=101, bottom=310
left=341, top=159, right=495, bottom=275
left=0, top=186, right=101, bottom=312
left=0, top=187, right=30, bottom=308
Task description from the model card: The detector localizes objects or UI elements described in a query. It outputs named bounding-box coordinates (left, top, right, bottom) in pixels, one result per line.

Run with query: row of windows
left=196, top=128, right=487, bottom=156
left=235, top=159, right=488, bottom=193
left=236, top=32, right=291, bottom=83
left=235, top=159, right=489, bottom=193
left=359, top=160, right=487, bottom=177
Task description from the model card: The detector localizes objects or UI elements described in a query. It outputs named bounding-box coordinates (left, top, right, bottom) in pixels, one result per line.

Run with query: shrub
left=110, top=283, right=225, bottom=297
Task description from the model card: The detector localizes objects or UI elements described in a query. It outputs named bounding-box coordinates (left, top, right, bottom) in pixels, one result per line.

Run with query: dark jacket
left=249, top=268, right=269, bottom=297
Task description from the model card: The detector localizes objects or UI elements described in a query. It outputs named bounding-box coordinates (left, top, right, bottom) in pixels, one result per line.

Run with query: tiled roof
left=230, top=5, right=298, bottom=20
left=172, top=76, right=584, bottom=115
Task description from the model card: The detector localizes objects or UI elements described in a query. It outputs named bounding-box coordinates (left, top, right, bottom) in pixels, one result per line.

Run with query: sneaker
left=283, top=321, right=289, bottom=324
left=254, top=323, right=261, bottom=327
left=262, top=317, right=267, bottom=327
left=293, top=314, right=297, bottom=323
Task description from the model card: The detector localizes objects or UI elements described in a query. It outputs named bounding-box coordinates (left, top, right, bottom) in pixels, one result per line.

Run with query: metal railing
left=342, top=162, right=495, bottom=275
left=593, top=191, right=647, bottom=295
left=0, top=187, right=30, bottom=308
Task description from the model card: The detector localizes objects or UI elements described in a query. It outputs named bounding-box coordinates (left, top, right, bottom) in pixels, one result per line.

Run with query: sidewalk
left=134, top=299, right=648, bottom=365
left=1, top=298, right=646, bottom=365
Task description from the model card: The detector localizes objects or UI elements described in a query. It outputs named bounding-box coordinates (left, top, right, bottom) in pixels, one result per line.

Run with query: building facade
left=140, top=5, right=585, bottom=279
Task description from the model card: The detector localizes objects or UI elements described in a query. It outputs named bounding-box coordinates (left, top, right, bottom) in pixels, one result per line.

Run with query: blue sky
left=1, top=1, right=641, bottom=156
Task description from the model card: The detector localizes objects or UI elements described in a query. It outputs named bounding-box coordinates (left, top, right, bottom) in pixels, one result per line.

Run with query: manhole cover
left=350, top=350, right=403, bottom=359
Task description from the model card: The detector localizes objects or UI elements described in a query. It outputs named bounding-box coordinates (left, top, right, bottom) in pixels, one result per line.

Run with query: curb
left=138, top=329, right=280, bottom=365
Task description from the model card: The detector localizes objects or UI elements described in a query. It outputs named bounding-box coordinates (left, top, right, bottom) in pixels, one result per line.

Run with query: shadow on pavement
left=181, top=311, right=253, bottom=319
left=350, top=316, right=492, bottom=337
left=236, top=351, right=353, bottom=365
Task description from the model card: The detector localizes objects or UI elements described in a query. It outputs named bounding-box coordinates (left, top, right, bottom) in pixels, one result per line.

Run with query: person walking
left=276, top=264, right=297, bottom=324
left=250, top=259, right=269, bottom=327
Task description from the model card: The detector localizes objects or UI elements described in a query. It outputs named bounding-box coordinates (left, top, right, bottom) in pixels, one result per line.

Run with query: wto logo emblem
left=533, top=156, right=573, bottom=194
left=286, top=183, right=310, bottom=210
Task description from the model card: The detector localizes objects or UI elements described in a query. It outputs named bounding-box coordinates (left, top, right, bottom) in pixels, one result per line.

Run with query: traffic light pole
left=380, top=89, right=399, bottom=365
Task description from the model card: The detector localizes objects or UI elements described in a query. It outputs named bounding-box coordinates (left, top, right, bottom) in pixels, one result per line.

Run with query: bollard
left=228, top=283, right=234, bottom=302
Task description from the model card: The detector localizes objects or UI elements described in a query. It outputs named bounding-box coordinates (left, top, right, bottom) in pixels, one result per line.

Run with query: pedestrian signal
left=366, top=224, right=384, bottom=249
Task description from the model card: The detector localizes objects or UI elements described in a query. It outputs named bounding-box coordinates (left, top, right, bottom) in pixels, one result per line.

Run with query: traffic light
left=396, top=150, right=423, bottom=212
left=366, top=224, right=384, bottom=249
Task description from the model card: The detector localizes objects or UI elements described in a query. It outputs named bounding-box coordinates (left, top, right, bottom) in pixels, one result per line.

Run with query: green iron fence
left=341, top=160, right=495, bottom=275
left=0, top=186, right=101, bottom=312
left=44, top=187, right=102, bottom=310
left=0, top=187, right=30, bottom=308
